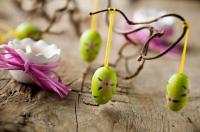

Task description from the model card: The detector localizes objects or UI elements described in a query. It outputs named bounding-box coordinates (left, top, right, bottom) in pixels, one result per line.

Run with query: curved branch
left=139, top=24, right=188, bottom=60
left=90, top=8, right=188, bottom=60
left=90, top=8, right=185, bottom=25
left=119, top=32, right=163, bottom=80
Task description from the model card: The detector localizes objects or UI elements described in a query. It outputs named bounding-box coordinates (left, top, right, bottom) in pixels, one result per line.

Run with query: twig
left=78, top=64, right=91, bottom=105
left=74, top=97, right=79, bottom=132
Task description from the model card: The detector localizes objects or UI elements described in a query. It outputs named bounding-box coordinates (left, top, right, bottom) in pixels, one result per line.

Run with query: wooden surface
left=0, top=0, right=200, bottom=132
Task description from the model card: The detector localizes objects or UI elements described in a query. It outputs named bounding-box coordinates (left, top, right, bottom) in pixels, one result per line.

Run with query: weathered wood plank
left=0, top=0, right=200, bottom=132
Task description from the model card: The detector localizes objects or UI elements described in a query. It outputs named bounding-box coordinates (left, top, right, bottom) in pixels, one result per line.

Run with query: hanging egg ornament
left=15, top=23, right=42, bottom=40
left=91, top=67, right=117, bottom=104
left=166, top=73, right=190, bottom=111
left=80, top=29, right=101, bottom=62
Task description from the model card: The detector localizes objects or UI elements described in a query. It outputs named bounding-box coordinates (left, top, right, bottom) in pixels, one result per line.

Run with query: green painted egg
left=15, top=23, right=42, bottom=40
left=80, top=29, right=101, bottom=62
left=91, top=66, right=117, bottom=104
left=166, top=73, right=190, bottom=111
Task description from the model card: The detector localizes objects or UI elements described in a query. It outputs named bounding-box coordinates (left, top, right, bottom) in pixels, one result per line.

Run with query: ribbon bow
left=0, top=46, right=71, bottom=97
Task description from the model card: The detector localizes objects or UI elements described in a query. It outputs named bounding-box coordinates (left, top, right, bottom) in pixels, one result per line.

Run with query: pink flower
left=98, top=76, right=114, bottom=91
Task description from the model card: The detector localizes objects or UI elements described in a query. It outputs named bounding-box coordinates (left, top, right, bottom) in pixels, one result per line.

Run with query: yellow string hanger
left=104, top=8, right=116, bottom=68
left=179, top=21, right=189, bottom=74
left=0, top=23, right=15, bottom=43
left=91, top=0, right=99, bottom=31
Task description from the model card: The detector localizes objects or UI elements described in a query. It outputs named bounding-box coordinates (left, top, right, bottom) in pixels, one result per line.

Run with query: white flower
left=8, top=38, right=61, bottom=63
left=98, top=76, right=114, bottom=91
left=8, top=38, right=61, bottom=84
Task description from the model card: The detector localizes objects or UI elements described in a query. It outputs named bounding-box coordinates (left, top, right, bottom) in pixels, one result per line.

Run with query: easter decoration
left=88, top=5, right=190, bottom=109
left=80, top=0, right=101, bottom=62
left=166, top=22, right=190, bottom=111
left=0, top=22, right=42, bottom=44
left=14, top=23, right=42, bottom=40
left=0, top=22, right=61, bottom=44
left=0, top=38, right=71, bottom=97
left=97, top=1, right=190, bottom=81
left=0, top=0, right=82, bottom=98
left=91, top=8, right=117, bottom=104
left=78, top=0, right=102, bottom=104
left=0, top=0, right=82, bottom=44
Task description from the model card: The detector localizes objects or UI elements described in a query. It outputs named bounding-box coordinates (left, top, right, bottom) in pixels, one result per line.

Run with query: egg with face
left=80, top=29, right=101, bottom=62
left=15, top=23, right=42, bottom=40
left=166, top=73, right=190, bottom=111
left=91, top=67, right=117, bottom=104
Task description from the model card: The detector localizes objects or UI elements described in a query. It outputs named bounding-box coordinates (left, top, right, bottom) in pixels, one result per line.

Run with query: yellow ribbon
left=104, top=9, right=116, bottom=67
left=0, top=23, right=15, bottom=43
left=91, top=0, right=99, bottom=31
left=179, top=21, right=189, bottom=73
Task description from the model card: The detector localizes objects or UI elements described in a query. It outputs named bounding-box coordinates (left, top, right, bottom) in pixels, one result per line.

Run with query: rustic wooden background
left=0, top=0, right=200, bottom=132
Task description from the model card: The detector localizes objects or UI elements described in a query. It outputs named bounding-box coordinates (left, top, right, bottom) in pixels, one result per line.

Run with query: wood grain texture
left=0, top=0, right=200, bottom=132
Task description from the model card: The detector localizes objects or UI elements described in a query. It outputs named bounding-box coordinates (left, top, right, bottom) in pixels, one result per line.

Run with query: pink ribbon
left=0, top=45, right=71, bottom=97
